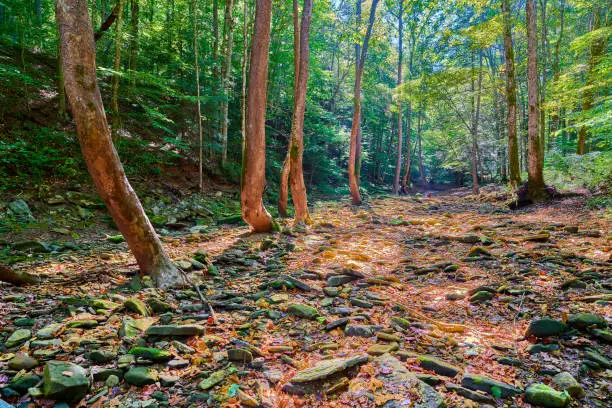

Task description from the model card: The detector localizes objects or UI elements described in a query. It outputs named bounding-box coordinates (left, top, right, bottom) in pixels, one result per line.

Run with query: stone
left=526, top=343, right=560, bottom=354
left=467, top=246, right=491, bottom=257
left=325, top=317, right=349, bottom=331
left=13, top=317, right=35, bottom=327
left=105, top=375, right=120, bottom=388
left=43, top=361, right=90, bottom=402
left=469, top=291, right=493, bottom=303
left=418, top=355, right=462, bottom=377
left=366, top=342, right=399, bottom=356
left=198, top=369, right=228, bottom=390
left=92, top=368, right=123, bottom=382
left=66, top=320, right=98, bottom=329
left=286, top=303, right=319, bottom=319
left=552, top=371, right=584, bottom=399
left=145, top=324, right=205, bottom=337
left=129, top=347, right=172, bottom=362
left=370, top=354, right=446, bottom=408
left=160, top=374, right=179, bottom=387
left=563, top=226, right=579, bottom=233
left=326, top=275, right=356, bottom=287
left=7, top=355, right=38, bottom=370
left=525, top=383, right=570, bottom=407
left=119, top=317, right=153, bottom=340
left=525, top=318, right=566, bottom=338
left=125, top=367, right=158, bottom=386
left=583, top=349, right=611, bottom=369
left=445, top=382, right=495, bottom=404
left=291, top=355, right=368, bottom=382
left=5, top=329, right=31, bottom=348
left=280, top=274, right=315, bottom=291
left=8, top=199, right=33, bottom=219
left=84, top=349, right=117, bottom=363
left=567, top=313, right=606, bottom=330
left=124, top=298, right=151, bottom=316
left=36, top=323, right=64, bottom=339
left=461, top=373, right=522, bottom=398
left=107, top=235, right=125, bottom=243
left=91, top=299, right=119, bottom=310
left=11, top=240, right=50, bottom=252
left=350, top=298, right=373, bottom=308
left=11, top=375, right=41, bottom=394
left=592, top=329, right=612, bottom=343
left=323, top=287, right=339, bottom=297
left=446, top=292, right=466, bottom=301
left=345, top=324, right=375, bottom=337
left=377, top=332, right=401, bottom=342
left=167, top=359, right=190, bottom=369
left=227, top=348, right=253, bottom=363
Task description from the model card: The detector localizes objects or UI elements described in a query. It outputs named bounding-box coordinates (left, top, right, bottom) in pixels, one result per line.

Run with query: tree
left=193, top=0, right=203, bottom=191
left=526, top=0, right=545, bottom=199
left=241, top=0, right=275, bottom=232
left=470, top=50, right=483, bottom=195
left=502, top=0, right=521, bottom=189
left=220, top=0, right=236, bottom=166
left=55, top=0, right=181, bottom=288
left=392, top=0, right=404, bottom=194
left=348, top=0, right=380, bottom=205
left=111, top=0, right=125, bottom=140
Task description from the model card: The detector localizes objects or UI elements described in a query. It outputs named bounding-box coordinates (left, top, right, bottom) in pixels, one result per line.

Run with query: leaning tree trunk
left=111, top=0, right=125, bottom=140
left=288, top=0, right=313, bottom=224
left=348, top=0, right=380, bottom=205
left=392, top=0, right=404, bottom=194
left=278, top=0, right=300, bottom=217
left=55, top=0, right=181, bottom=288
left=241, top=0, right=275, bottom=232
left=502, top=0, right=521, bottom=189
left=526, top=0, right=545, bottom=199
left=220, top=0, right=236, bottom=166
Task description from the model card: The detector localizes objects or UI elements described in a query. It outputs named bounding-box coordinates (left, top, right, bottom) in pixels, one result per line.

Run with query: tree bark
left=240, top=0, right=249, bottom=189
left=193, top=0, right=203, bottom=191
left=128, top=0, right=139, bottom=85
left=526, top=0, right=545, bottom=199
left=111, top=0, right=125, bottom=140
left=278, top=0, right=300, bottom=217
left=288, top=0, right=313, bottom=224
left=502, top=0, right=521, bottom=189
left=55, top=0, right=181, bottom=288
left=392, top=0, right=404, bottom=194
left=470, top=51, right=482, bottom=195
left=241, top=0, right=274, bottom=232
left=539, top=0, right=547, bottom=162
left=550, top=0, right=565, bottom=138
left=577, top=5, right=606, bottom=155
left=417, top=110, right=424, bottom=184
left=401, top=102, right=411, bottom=192
left=348, top=0, right=380, bottom=205
left=220, top=0, right=236, bottom=166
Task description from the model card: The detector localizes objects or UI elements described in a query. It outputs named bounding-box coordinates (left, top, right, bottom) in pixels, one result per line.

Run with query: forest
left=0, top=0, right=610, bottom=407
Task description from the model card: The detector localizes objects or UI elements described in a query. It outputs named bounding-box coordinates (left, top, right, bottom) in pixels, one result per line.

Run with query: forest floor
left=0, top=190, right=610, bottom=408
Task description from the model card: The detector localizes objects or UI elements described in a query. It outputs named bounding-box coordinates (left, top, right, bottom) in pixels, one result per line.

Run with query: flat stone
left=119, top=317, right=154, bottom=340
left=66, top=320, right=98, bottom=329
left=286, top=303, right=319, bottom=319
left=7, top=355, right=38, bottom=370
left=345, top=324, right=375, bottom=337
left=445, top=382, right=495, bottom=404
left=280, top=274, right=315, bottom=291
left=43, top=361, right=90, bottom=402
left=525, top=383, right=570, bottom=407
left=418, top=355, right=462, bottom=377
left=129, top=346, right=172, bottom=362
left=84, top=349, right=117, bottom=363
left=5, top=329, right=31, bottom=348
left=145, top=324, right=205, bottom=337
left=227, top=348, right=253, bottom=363
left=325, top=317, right=349, bottom=331
left=125, top=367, right=158, bottom=386
left=36, top=323, right=63, bottom=339
left=124, top=298, right=151, bottom=317
left=291, top=355, right=368, bottom=382
left=461, top=373, right=522, bottom=398
left=198, top=369, right=228, bottom=390
left=323, top=287, right=340, bottom=297
left=350, top=298, right=373, bottom=308
left=567, top=313, right=606, bottom=330
left=167, top=359, right=190, bottom=369
left=525, top=318, right=566, bottom=338
left=326, top=274, right=356, bottom=287
left=527, top=343, right=560, bottom=354
left=469, top=291, right=493, bottom=303
left=11, top=374, right=41, bottom=394
left=367, top=342, right=399, bottom=356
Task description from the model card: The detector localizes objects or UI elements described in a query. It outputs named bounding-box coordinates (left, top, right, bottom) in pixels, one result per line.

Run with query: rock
left=521, top=232, right=550, bottom=242
left=417, top=355, right=462, bottom=377
left=167, top=359, right=189, bottom=369
left=43, top=361, right=90, bottom=402
left=446, top=292, right=466, bottom=301
left=280, top=274, right=315, bottom=291
left=469, top=291, right=493, bottom=303
left=5, top=329, right=31, bottom=347
left=461, top=373, right=522, bottom=398
left=525, top=318, right=566, bottom=338
left=345, top=324, right=375, bottom=337
left=36, top=323, right=63, bottom=339
left=119, top=317, right=153, bottom=340
left=146, top=298, right=175, bottom=313
left=91, top=299, right=119, bottom=310
left=11, top=375, right=41, bottom=394
left=125, top=367, right=158, bottom=386
left=467, top=246, right=491, bottom=257
left=583, top=349, right=611, bottom=369
left=326, top=275, right=356, bottom=287
left=445, top=382, right=495, bottom=404
left=145, top=324, right=205, bottom=337
left=496, top=356, right=521, bottom=366
left=291, top=355, right=368, bottom=382
left=370, top=354, right=446, bottom=408
left=367, top=342, right=399, bottom=356
left=561, top=278, right=587, bottom=290
left=198, top=369, right=228, bottom=390
left=323, top=287, right=340, bottom=297
left=391, top=317, right=412, bottom=330
left=91, top=368, right=123, bottom=382
left=84, top=349, right=117, bottom=363
left=527, top=344, right=560, bottom=354
left=567, top=313, right=606, bottom=330
left=8, top=355, right=38, bottom=370
left=525, top=383, right=569, bottom=407
left=105, top=375, right=120, bottom=388
left=13, top=317, right=35, bottom=327
left=124, top=298, right=151, bottom=316
left=8, top=199, right=33, bottom=219
left=175, top=260, right=193, bottom=271
left=286, top=303, right=319, bottom=319
left=66, top=319, right=98, bottom=329
left=350, top=298, right=373, bottom=308
left=377, top=332, right=401, bottom=342
left=11, top=240, right=50, bottom=252
left=563, top=226, right=579, bottom=233
left=325, top=317, right=349, bottom=331
left=227, top=348, right=253, bottom=363
left=592, top=329, right=612, bottom=343
left=160, top=374, right=179, bottom=387
left=552, top=371, right=584, bottom=399
left=129, top=347, right=172, bottom=362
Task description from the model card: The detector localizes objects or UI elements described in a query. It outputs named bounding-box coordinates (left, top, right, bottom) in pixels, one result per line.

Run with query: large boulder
left=43, top=361, right=90, bottom=402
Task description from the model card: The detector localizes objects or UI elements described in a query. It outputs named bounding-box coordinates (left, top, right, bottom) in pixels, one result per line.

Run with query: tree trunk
left=539, top=0, right=547, bottom=162
left=193, top=0, right=203, bottom=191
left=392, top=0, right=404, bottom=194
left=288, top=0, right=313, bottom=224
left=526, top=0, right=545, bottom=199
left=577, top=5, right=606, bottom=155
left=57, top=41, right=67, bottom=120
left=111, top=0, right=125, bottom=140
left=241, top=0, right=249, bottom=192
left=417, top=110, right=424, bottom=184
left=0, top=264, right=40, bottom=286
left=55, top=0, right=181, bottom=288
left=241, top=0, right=274, bottom=232
left=278, top=0, right=300, bottom=217
left=128, top=0, right=139, bottom=85
left=220, top=0, right=236, bottom=166
left=502, top=0, right=521, bottom=189
left=470, top=51, right=482, bottom=195
left=348, top=0, right=380, bottom=205
left=401, top=103, right=411, bottom=192
left=550, top=0, right=565, bottom=138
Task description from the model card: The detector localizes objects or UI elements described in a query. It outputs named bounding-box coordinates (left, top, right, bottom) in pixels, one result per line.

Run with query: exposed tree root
left=0, top=264, right=41, bottom=285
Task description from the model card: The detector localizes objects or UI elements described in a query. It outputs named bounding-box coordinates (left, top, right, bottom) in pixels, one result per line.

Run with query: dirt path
left=0, top=193, right=610, bottom=407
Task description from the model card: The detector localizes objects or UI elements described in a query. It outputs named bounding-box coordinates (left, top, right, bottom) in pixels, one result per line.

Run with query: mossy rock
left=129, top=347, right=172, bottom=362
left=525, top=383, right=570, bottom=407
left=525, top=318, right=566, bottom=338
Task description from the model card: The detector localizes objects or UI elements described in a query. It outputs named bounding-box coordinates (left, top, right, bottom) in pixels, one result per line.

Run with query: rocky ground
left=0, top=191, right=610, bottom=407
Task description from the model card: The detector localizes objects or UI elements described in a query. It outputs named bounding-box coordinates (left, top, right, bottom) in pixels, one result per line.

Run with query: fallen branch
left=176, top=267, right=217, bottom=324
left=0, top=264, right=41, bottom=285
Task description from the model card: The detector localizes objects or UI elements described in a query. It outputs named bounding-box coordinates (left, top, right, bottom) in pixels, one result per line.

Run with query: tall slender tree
left=111, top=0, right=125, bottom=140
left=55, top=0, right=181, bottom=287
left=392, top=0, right=404, bottom=194
left=348, top=0, right=380, bottom=205
left=241, top=0, right=275, bottom=232
left=220, top=0, right=236, bottom=166
left=193, top=0, right=203, bottom=191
